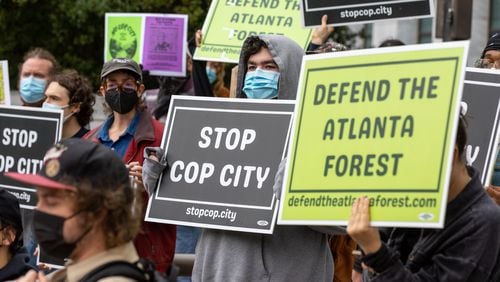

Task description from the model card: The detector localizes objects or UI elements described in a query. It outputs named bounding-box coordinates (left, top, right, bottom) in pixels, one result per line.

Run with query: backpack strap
left=79, top=260, right=150, bottom=282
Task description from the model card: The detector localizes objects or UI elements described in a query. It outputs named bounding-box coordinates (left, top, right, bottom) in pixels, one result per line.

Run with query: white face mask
left=42, top=102, right=73, bottom=123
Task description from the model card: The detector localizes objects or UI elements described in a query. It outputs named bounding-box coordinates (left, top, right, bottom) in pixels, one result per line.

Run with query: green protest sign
left=105, top=14, right=143, bottom=63
left=194, top=0, right=312, bottom=63
left=278, top=42, right=469, bottom=228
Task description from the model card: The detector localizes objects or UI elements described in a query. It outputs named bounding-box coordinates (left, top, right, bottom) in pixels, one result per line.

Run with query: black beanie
left=481, top=33, right=500, bottom=58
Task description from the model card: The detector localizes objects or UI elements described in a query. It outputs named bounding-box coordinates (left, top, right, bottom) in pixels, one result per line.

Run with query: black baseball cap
left=0, top=189, right=22, bottom=230
left=5, top=139, right=129, bottom=192
left=481, top=33, right=500, bottom=58
left=101, top=58, right=142, bottom=82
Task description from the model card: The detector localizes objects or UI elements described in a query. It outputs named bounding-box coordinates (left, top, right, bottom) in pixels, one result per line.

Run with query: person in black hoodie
left=348, top=114, right=500, bottom=281
left=0, top=189, right=35, bottom=280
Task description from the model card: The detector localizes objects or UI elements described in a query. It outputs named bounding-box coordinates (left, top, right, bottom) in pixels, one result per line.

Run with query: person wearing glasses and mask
left=84, top=58, right=176, bottom=275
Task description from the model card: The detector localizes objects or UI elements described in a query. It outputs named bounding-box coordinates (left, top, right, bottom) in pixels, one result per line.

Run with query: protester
left=84, top=58, right=175, bottom=274
left=347, top=115, right=500, bottom=281
left=153, top=52, right=195, bottom=121
left=0, top=189, right=35, bottom=280
left=6, top=139, right=155, bottom=281
left=18, top=48, right=59, bottom=107
left=476, top=33, right=500, bottom=204
left=195, top=34, right=347, bottom=281
left=475, top=33, right=500, bottom=69
left=43, top=69, right=95, bottom=138
left=205, top=61, right=229, bottom=97
left=17, top=47, right=59, bottom=267
left=144, top=33, right=339, bottom=281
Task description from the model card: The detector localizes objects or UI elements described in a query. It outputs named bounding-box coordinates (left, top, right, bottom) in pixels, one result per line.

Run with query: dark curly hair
left=0, top=219, right=23, bottom=256
left=241, top=36, right=268, bottom=69
left=51, top=69, right=95, bottom=127
left=59, top=176, right=142, bottom=249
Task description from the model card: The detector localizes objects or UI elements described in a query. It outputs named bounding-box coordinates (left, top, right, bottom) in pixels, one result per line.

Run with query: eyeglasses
left=105, top=79, right=138, bottom=92
left=474, top=58, right=500, bottom=69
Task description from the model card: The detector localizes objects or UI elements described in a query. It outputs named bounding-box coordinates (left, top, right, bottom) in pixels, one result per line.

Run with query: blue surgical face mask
left=20, top=76, right=47, bottom=103
left=42, top=102, right=73, bottom=123
left=206, top=67, right=217, bottom=84
left=243, top=68, right=280, bottom=99
left=42, top=102, right=69, bottom=111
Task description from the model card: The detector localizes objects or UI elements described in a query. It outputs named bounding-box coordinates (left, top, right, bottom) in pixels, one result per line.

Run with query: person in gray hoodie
left=190, top=34, right=345, bottom=281
left=142, top=33, right=344, bottom=281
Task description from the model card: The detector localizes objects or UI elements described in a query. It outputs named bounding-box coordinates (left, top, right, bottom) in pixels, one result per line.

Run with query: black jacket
left=362, top=167, right=500, bottom=281
left=0, top=247, right=36, bottom=281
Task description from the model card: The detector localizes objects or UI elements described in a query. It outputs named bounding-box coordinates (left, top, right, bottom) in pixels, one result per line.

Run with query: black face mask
left=33, top=209, right=90, bottom=260
left=105, top=88, right=139, bottom=114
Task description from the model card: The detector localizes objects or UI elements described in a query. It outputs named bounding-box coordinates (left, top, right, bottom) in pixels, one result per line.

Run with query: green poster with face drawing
left=278, top=41, right=469, bottom=228
left=194, top=0, right=312, bottom=63
left=105, top=14, right=143, bottom=63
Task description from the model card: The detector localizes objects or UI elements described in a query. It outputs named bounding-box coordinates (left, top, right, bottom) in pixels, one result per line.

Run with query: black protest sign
left=0, top=106, right=62, bottom=208
left=146, top=96, right=294, bottom=234
left=38, top=249, right=65, bottom=270
left=462, top=68, right=500, bottom=185
left=301, top=0, right=432, bottom=27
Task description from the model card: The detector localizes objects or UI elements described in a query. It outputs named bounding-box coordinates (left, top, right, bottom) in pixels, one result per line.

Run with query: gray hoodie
left=193, top=35, right=340, bottom=282
left=235, top=34, right=304, bottom=100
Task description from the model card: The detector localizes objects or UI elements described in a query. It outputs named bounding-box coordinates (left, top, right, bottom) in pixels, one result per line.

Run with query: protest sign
left=38, top=251, right=64, bottom=270
left=278, top=41, right=468, bottom=228
left=0, top=61, right=10, bottom=105
left=461, top=68, right=500, bottom=185
left=301, top=0, right=433, bottom=27
left=193, top=0, right=312, bottom=63
left=0, top=106, right=63, bottom=208
left=105, top=13, right=188, bottom=77
left=146, top=96, right=294, bottom=233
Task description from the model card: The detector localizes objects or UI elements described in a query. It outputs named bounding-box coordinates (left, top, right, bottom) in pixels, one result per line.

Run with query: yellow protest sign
left=0, top=61, right=10, bottom=105
left=194, top=0, right=312, bottom=63
left=278, top=42, right=469, bottom=228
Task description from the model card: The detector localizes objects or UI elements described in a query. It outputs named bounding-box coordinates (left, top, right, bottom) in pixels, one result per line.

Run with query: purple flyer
left=143, top=15, right=188, bottom=77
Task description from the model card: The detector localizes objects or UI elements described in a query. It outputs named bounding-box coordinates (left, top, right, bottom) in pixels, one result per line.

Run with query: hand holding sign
left=347, top=196, right=381, bottom=255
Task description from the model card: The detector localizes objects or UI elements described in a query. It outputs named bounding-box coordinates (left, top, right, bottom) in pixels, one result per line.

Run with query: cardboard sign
left=0, top=61, right=10, bottom=105
left=279, top=42, right=468, bottom=228
left=105, top=13, right=188, bottom=77
left=146, top=96, right=294, bottom=234
left=301, top=0, right=433, bottom=27
left=0, top=106, right=63, bottom=208
left=462, top=68, right=500, bottom=185
left=194, top=0, right=312, bottom=63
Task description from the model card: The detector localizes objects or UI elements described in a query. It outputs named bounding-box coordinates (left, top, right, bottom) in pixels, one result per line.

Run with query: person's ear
left=99, top=85, right=106, bottom=97
left=1, top=227, right=16, bottom=246
left=70, top=102, right=81, bottom=114
left=138, top=84, right=145, bottom=95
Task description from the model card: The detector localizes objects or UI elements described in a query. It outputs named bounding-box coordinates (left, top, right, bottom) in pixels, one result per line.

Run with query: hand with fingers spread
left=311, top=15, right=334, bottom=45
left=347, top=196, right=381, bottom=255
